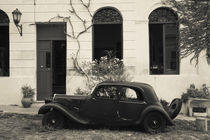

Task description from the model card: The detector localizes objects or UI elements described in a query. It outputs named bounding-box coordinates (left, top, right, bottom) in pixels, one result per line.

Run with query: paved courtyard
left=0, top=105, right=210, bottom=140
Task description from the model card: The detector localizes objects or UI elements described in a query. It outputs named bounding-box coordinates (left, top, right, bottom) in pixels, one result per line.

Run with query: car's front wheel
left=143, top=112, right=166, bottom=133
left=42, top=111, right=64, bottom=130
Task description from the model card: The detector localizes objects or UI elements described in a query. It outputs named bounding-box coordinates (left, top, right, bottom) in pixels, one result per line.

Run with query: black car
left=38, top=82, right=182, bottom=133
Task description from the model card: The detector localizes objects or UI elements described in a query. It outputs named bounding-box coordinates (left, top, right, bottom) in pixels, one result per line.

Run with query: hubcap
left=149, top=117, right=160, bottom=129
left=51, top=119, right=56, bottom=124
left=152, top=120, right=158, bottom=125
left=151, top=120, right=159, bottom=128
left=47, top=116, right=58, bottom=128
left=43, top=112, right=64, bottom=130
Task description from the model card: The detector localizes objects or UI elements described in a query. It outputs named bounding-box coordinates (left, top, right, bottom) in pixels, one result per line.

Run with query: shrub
left=74, top=51, right=132, bottom=95
left=181, top=84, right=210, bottom=102
left=75, top=88, right=89, bottom=96
left=160, top=98, right=170, bottom=112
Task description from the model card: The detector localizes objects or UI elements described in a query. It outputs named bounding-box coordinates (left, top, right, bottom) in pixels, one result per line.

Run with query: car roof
left=98, top=81, right=152, bottom=89
left=96, top=81, right=159, bottom=102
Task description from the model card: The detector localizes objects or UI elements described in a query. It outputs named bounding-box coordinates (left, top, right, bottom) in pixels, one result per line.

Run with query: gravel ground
left=0, top=113, right=210, bottom=140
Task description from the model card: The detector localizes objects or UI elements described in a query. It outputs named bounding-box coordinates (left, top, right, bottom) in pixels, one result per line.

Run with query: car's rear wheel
left=143, top=112, right=166, bottom=133
left=42, top=111, right=64, bottom=130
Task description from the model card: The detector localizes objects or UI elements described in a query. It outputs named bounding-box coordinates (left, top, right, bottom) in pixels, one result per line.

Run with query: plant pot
left=21, top=97, right=33, bottom=108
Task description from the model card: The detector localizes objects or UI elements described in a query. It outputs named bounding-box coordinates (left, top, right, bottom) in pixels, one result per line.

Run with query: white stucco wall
left=0, top=0, right=209, bottom=105
left=0, top=0, right=36, bottom=105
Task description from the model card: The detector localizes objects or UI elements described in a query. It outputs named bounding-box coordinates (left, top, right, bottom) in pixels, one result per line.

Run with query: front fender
left=38, top=103, right=89, bottom=125
left=137, top=105, right=174, bottom=126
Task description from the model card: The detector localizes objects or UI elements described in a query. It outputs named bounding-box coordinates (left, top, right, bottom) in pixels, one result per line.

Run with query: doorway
left=52, top=40, right=66, bottom=94
left=37, top=23, right=66, bottom=100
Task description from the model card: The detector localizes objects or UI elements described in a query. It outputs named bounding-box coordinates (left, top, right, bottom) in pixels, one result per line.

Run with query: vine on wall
left=162, top=0, right=210, bottom=65
left=49, top=0, right=93, bottom=81
left=49, top=0, right=131, bottom=92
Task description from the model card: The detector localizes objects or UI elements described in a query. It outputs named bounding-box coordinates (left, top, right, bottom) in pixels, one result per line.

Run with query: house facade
left=0, top=0, right=209, bottom=105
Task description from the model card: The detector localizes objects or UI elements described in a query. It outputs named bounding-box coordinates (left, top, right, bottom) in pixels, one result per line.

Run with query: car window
left=125, top=88, right=137, bottom=99
left=95, top=86, right=118, bottom=99
left=120, top=87, right=144, bottom=101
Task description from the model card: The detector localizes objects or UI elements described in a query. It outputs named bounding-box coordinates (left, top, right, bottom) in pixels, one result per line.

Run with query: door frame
left=36, top=23, right=67, bottom=101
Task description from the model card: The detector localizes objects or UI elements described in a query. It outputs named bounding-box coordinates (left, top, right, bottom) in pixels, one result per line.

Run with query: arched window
left=0, top=9, right=9, bottom=76
left=149, top=7, right=179, bottom=74
left=92, top=7, right=123, bottom=60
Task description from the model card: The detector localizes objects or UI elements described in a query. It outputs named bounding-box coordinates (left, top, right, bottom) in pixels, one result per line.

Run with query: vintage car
left=38, top=82, right=182, bottom=133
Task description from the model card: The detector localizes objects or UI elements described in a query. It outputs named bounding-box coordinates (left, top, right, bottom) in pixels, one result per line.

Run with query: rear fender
left=38, top=103, right=89, bottom=125
left=137, top=105, right=174, bottom=126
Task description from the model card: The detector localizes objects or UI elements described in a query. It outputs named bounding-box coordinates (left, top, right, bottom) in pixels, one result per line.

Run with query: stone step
left=32, top=101, right=45, bottom=107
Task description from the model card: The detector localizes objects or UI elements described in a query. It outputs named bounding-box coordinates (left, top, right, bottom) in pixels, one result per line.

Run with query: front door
left=37, top=23, right=66, bottom=101
left=37, top=41, right=52, bottom=100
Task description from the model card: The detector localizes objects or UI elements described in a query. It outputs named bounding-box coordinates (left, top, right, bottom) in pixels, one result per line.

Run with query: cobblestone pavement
left=0, top=113, right=210, bottom=140
left=0, top=103, right=43, bottom=115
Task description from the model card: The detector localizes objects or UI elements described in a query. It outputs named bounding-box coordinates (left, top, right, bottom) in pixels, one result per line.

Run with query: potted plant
left=181, top=84, right=210, bottom=116
left=21, top=85, right=35, bottom=108
left=181, top=84, right=210, bottom=103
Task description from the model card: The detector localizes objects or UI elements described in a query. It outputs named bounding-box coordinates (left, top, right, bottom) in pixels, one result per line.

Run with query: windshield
left=90, top=85, right=97, bottom=95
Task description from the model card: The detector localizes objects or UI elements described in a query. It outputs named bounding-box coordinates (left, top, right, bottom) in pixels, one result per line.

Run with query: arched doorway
left=0, top=9, right=9, bottom=76
left=92, top=7, right=123, bottom=60
left=149, top=7, right=179, bottom=74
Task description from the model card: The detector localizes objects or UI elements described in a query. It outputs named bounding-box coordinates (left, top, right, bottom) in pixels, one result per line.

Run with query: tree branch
left=76, top=24, right=92, bottom=38
left=79, top=0, right=93, bottom=17
left=49, top=0, right=94, bottom=85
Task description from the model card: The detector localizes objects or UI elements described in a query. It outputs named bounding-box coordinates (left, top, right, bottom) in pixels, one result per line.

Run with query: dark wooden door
left=37, top=41, right=52, bottom=100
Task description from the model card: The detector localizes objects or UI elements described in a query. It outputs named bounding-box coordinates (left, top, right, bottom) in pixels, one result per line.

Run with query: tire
left=168, top=98, right=182, bottom=120
left=42, top=111, right=64, bottom=130
left=143, top=112, right=166, bottom=133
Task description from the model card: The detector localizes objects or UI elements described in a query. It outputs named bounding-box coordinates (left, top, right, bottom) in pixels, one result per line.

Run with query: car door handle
left=92, top=97, right=96, bottom=100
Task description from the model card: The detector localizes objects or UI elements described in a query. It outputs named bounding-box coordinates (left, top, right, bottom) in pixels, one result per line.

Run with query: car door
left=81, top=85, right=119, bottom=124
left=116, top=86, right=147, bottom=122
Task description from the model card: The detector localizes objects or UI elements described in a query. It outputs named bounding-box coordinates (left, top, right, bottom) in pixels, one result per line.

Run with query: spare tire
left=168, top=98, right=182, bottom=120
